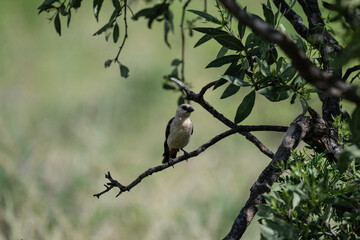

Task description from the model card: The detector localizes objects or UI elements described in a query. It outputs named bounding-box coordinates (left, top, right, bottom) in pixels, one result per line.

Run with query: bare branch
left=218, top=0, right=360, bottom=105
left=198, top=80, right=218, bottom=98
left=223, top=114, right=311, bottom=240
left=94, top=127, right=240, bottom=198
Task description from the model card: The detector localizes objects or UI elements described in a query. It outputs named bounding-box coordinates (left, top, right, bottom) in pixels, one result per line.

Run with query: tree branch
left=223, top=114, right=311, bottom=240
left=170, top=77, right=276, bottom=158
left=218, top=0, right=360, bottom=105
left=94, top=127, right=241, bottom=198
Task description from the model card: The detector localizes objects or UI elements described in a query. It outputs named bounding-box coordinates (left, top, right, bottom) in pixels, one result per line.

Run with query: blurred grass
left=0, top=1, right=320, bottom=240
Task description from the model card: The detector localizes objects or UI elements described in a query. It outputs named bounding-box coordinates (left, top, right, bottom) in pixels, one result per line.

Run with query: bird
left=162, top=104, right=194, bottom=164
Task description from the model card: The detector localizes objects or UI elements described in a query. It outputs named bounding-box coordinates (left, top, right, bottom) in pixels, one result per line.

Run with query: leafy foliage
left=258, top=150, right=360, bottom=239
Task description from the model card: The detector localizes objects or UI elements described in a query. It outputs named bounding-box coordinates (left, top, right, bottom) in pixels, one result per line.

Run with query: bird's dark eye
left=181, top=106, right=187, bottom=111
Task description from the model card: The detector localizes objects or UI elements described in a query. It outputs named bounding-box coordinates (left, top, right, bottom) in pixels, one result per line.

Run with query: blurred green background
left=0, top=1, right=311, bottom=239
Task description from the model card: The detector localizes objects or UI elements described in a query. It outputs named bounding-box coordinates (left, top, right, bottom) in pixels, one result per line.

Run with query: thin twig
left=180, top=0, right=192, bottom=81
left=114, top=0, right=128, bottom=63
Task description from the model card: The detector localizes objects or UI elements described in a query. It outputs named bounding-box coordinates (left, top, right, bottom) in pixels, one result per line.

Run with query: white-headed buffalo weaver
left=162, top=104, right=194, bottom=164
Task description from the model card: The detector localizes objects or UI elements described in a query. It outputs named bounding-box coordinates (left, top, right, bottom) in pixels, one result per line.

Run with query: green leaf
left=338, top=145, right=360, bottom=172
left=291, top=34, right=307, bottom=52
left=290, top=93, right=297, bottom=104
left=38, top=0, right=59, bottom=13
left=217, top=46, right=228, bottom=59
left=194, top=34, right=213, bottom=48
left=276, top=57, right=284, bottom=73
left=213, top=78, right=228, bottom=90
left=104, top=59, right=113, bottom=68
left=258, top=86, right=291, bottom=102
left=257, top=204, right=274, bottom=218
left=245, top=33, right=269, bottom=59
left=70, top=0, right=82, bottom=9
left=194, top=27, right=245, bottom=51
left=188, top=10, right=220, bottom=24
left=237, top=7, right=247, bottom=39
left=120, top=64, right=129, bottom=78
left=214, top=34, right=244, bottom=51
left=93, top=0, right=104, bottom=22
left=280, top=65, right=297, bottom=82
left=255, top=56, right=270, bottom=77
left=234, top=90, right=256, bottom=123
left=193, top=27, right=228, bottom=36
left=241, top=59, right=249, bottom=70
left=206, top=55, right=240, bottom=68
left=67, top=9, right=71, bottom=27
left=300, top=98, right=308, bottom=114
left=292, top=193, right=301, bottom=209
left=220, top=73, right=250, bottom=86
left=262, top=3, right=275, bottom=26
left=220, top=84, right=240, bottom=99
left=93, top=23, right=112, bottom=36
left=113, top=22, right=119, bottom=43
left=171, top=59, right=182, bottom=66
left=163, top=10, right=174, bottom=47
left=112, top=0, right=120, bottom=9
left=214, top=62, right=242, bottom=90
left=237, top=22, right=246, bottom=40
left=133, top=3, right=170, bottom=29
left=164, top=19, right=172, bottom=48
left=54, top=12, right=61, bottom=36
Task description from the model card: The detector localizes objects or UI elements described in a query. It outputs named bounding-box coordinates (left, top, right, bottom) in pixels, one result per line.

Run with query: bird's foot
left=168, top=158, right=175, bottom=168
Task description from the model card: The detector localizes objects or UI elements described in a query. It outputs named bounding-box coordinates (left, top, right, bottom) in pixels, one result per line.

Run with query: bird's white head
left=175, top=104, right=194, bottom=118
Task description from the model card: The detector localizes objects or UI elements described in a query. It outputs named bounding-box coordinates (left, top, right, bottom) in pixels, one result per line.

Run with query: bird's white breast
left=167, top=117, right=192, bottom=149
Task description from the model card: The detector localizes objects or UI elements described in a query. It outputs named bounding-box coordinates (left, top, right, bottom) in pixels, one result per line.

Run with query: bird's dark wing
left=162, top=117, right=175, bottom=163
left=165, top=117, right=174, bottom=140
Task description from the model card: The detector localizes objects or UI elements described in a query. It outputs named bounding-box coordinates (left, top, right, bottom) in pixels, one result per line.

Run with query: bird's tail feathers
left=162, top=149, right=178, bottom=163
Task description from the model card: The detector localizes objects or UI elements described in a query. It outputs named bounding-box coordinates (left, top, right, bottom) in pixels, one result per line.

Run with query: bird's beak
left=187, top=106, right=194, bottom=113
